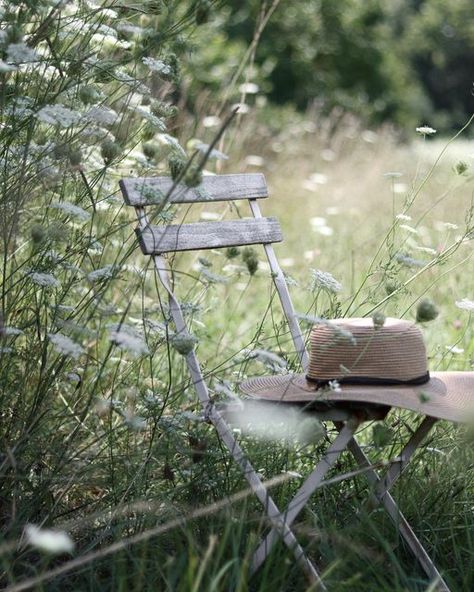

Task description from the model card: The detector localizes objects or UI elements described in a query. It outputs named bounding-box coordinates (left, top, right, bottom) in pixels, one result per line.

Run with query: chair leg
left=251, top=419, right=360, bottom=576
left=209, top=405, right=327, bottom=589
left=344, top=427, right=451, bottom=592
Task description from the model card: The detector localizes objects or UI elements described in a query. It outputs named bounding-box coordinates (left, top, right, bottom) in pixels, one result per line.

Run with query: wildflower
left=416, top=126, right=437, bottom=136
left=170, top=333, right=198, bottom=355
left=36, top=105, right=81, bottom=127
left=202, top=115, right=221, bottom=128
left=29, top=272, right=60, bottom=288
left=48, top=333, right=85, bottom=359
left=87, top=265, right=116, bottom=282
left=328, top=380, right=341, bottom=392
left=242, top=247, right=259, bottom=275
left=31, top=224, right=46, bottom=244
left=383, top=172, right=403, bottom=179
left=239, top=82, right=259, bottom=94
left=226, top=246, right=240, bottom=259
left=454, top=161, right=469, bottom=176
left=395, top=253, right=425, bottom=268
left=446, top=345, right=464, bottom=354
left=142, top=57, right=172, bottom=77
left=50, top=202, right=90, bottom=222
left=399, top=224, right=418, bottom=234
left=109, top=327, right=149, bottom=356
left=455, top=298, right=474, bottom=312
left=372, top=312, right=386, bottom=330
left=311, top=269, right=342, bottom=294
left=396, top=214, right=412, bottom=221
left=24, top=525, right=74, bottom=555
left=416, top=299, right=439, bottom=323
left=200, top=268, right=227, bottom=284
left=195, top=143, right=228, bottom=160
left=101, top=140, right=121, bottom=164
left=245, top=155, right=264, bottom=167
left=4, top=327, right=23, bottom=336
left=0, top=60, right=17, bottom=72
left=84, top=106, right=118, bottom=126
left=372, top=424, right=394, bottom=448
left=6, top=43, right=38, bottom=64
left=249, top=349, right=287, bottom=370
left=195, top=0, right=212, bottom=24
left=184, top=165, right=203, bottom=188
left=123, top=412, right=147, bottom=431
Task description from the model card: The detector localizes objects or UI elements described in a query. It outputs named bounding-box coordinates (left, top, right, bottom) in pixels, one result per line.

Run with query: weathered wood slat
left=120, top=173, right=268, bottom=206
left=136, top=217, right=282, bottom=254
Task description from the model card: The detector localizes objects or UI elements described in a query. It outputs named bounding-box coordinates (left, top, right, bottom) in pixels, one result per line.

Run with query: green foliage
left=191, top=0, right=474, bottom=130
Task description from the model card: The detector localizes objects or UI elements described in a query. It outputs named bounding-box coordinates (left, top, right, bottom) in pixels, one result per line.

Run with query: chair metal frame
left=120, top=173, right=450, bottom=591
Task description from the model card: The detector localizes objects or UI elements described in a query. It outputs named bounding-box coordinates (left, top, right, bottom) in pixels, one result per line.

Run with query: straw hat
left=240, top=317, right=474, bottom=423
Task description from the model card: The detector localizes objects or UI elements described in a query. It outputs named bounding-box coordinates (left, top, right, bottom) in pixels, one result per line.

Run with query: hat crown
left=308, top=318, right=428, bottom=383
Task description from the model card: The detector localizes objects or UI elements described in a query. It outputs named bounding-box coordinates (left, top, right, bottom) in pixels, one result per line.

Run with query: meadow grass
left=0, top=3, right=473, bottom=591
left=2, top=114, right=473, bottom=591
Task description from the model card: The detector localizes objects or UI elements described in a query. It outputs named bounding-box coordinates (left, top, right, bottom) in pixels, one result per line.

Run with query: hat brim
left=239, top=372, right=474, bottom=424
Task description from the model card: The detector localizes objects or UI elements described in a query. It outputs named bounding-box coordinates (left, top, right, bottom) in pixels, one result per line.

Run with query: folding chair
left=119, top=173, right=453, bottom=591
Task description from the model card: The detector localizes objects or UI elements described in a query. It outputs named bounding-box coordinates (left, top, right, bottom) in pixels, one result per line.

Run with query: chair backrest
left=119, top=173, right=283, bottom=255
left=119, top=173, right=309, bottom=387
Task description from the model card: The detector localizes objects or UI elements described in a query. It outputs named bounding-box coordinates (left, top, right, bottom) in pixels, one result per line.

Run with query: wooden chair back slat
left=120, top=173, right=268, bottom=206
left=136, top=217, right=282, bottom=255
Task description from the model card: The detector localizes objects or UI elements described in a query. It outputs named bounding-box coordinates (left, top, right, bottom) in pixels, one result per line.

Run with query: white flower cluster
left=109, top=325, right=149, bottom=356
left=416, top=126, right=437, bottom=136
left=142, top=57, right=172, bottom=76
left=4, top=327, right=24, bottom=336
left=311, top=269, right=342, bottom=294
left=48, top=333, right=85, bottom=359
left=24, top=524, right=75, bottom=554
left=455, top=298, right=474, bottom=312
left=50, top=202, right=91, bottom=222
left=84, top=106, right=118, bottom=126
left=6, top=43, right=38, bottom=64
left=87, top=265, right=116, bottom=282
left=36, top=104, right=81, bottom=127
left=29, top=272, right=61, bottom=288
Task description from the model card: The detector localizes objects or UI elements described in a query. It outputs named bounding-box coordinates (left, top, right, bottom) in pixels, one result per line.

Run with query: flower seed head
left=416, top=298, right=439, bottom=323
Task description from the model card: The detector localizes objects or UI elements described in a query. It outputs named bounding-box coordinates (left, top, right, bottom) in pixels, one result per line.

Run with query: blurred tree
left=189, top=0, right=473, bottom=130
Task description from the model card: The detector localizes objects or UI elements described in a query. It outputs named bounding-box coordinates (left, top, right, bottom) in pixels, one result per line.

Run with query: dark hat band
left=306, top=371, right=430, bottom=388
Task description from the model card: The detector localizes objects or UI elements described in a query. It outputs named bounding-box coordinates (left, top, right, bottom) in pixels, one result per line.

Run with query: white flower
left=50, top=202, right=90, bottom=222
left=6, top=43, right=38, bottom=64
left=109, top=326, right=149, bottom=356
left=445, top=345, right=464, bottom=354
left=87, top=265, right=116, bottom=282
left=396, top=214, right=412, bottom=221
left=48, top=333, right=85, bottom=359
left=4, top=327, right=23, bottom=336
left=117, top=23, right=144, bottom=36
left=239, top=82, right=259, bottom=94
left=124, top=412, right=147, bottom=431
left=328, top=380, right=341, bottom=392
left=29, top=272, right=61, bottom=288
left=24, top=525, right=74, bottom=554
left=36, top=104, right=81, bottom=127
left=0, top=60, right=17, bottom=72
left=399, top=224, right=418, bottom=234
left=311, top=269, right=342, bottom=293
left=142, top=57, right=172, bottom=76
left=455, top=298, right=474, bottom=312
left=416, top=126, right=437, bottom=136
left=383, top=171, right=403, bottom=178
left=84, top=106, right=118, bottom=126
left=129, top=106, right=166, bottom=130
left=249, top=348, right=287, bottom=370
left=195, top=143, right=228, bottom=160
